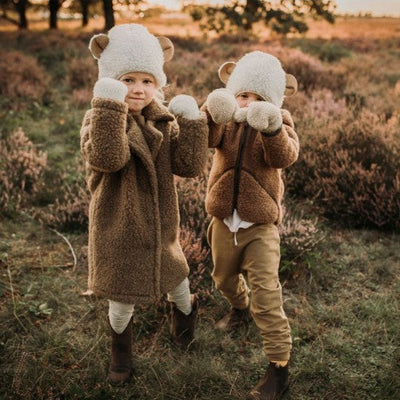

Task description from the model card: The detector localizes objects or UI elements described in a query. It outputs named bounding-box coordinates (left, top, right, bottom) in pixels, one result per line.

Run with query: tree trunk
left=243, top=0, right=262, bottom=31
left=14, top=0, right=28, bottom=29
left=80, top=0, right=89, bottom=27
left=49, top=0, right=61, bottom=29
left=103, top=0, right=114, bottom=30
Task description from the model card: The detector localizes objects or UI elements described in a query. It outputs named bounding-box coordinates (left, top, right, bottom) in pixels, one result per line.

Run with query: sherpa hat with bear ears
left=218, top=51, right=297, bottom=108
left=89, top=24, right=174, bottom=87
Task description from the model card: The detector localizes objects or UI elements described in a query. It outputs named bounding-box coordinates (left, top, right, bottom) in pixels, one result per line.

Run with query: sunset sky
left=148, top=0, right=400, bottom=17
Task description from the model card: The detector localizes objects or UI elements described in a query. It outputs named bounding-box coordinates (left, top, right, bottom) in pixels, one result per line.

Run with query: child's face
left=235, top=92, right=262, bottom=108
left=119, top=72, right=156, bottom=112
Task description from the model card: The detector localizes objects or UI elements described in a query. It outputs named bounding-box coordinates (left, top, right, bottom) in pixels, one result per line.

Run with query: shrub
left=276, top=48, right=346, bottom=93
left=278, top=48, right=326, bottom=92
left=180, top=226, right=212, bottom=302
left=165, top=50, right=222, bottom=101
left=291, top=88, right=348, bottom=120
left=21, top=31, right=89, bottom=81
left=0, top=128, right=47, bottom=212
left=286, top=110, right=400, bottom=231
left=176, top=171, right=211, bottom=242
left=72, top=88, right=93, bottom=108
left=37, top=182, right=89, bottom=233
left=315, top=41, right=352, bottom=63
left=288, top=38, right=352, bottom=63
left=168, top=36, right=207, bottom=53
left=67, top=57, right=97, bottom=91
left=0, top=50, right=50, bottom=110
left=34, top=163, right=89, bottom=232
left=279, top=202, right=323, bottom=279
left=176, top=168, right=213, bottom=300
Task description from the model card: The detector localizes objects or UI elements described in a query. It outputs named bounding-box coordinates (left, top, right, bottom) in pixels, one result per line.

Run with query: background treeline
left=1, top=0, right=123, bottom=29
left=2, top=0, right=336, bottom=31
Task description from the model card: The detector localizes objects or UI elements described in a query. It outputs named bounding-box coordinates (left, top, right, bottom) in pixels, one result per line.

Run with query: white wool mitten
left=206, top=88, right=238, bottom=124
left=93, top=77, right=128, bottom=102
left=234, top=107, right=248, bottom=123
left=247, top=101, right=283, bottom=133
left=168, top=94, right=200, bottom=120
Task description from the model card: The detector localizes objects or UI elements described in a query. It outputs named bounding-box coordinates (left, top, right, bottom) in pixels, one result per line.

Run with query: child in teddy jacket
left=80, top=24, right=208, bottom=384
left=204, top=51, right=299, bottom=400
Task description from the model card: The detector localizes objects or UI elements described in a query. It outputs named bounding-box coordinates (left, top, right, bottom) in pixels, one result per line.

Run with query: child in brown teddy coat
left=80, top=24, right=208, bottom=384
left=203, top=51, right=299, bottom=400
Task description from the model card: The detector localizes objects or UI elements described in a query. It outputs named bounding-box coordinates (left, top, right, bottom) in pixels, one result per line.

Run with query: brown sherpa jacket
left=205, top=108, right=299, bottom=224
left=80, top=97, right=208, bottom=305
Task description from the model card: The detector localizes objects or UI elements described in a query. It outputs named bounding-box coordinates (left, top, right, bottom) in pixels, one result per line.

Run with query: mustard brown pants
left=207, top=217, right=292, bottom=361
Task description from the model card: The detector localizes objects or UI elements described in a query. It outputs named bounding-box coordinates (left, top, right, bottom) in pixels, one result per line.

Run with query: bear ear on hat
left=89, top=34, right=109, bottom=59
left=157, top=36, right=174, bottom=62
left=285, top=74, right=298, bottom=96
left=218, top=61, right=236, bottom=84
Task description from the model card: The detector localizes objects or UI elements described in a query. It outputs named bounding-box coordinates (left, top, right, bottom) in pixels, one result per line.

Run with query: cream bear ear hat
left=218, top=51, right=298, bottom=107
left=88, top=23, right=174, bottom=87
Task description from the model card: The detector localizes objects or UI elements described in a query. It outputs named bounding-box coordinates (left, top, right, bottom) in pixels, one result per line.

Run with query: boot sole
left=107, top=368, right=133, bottom=386
left=246, top=383, right=290, bottom=400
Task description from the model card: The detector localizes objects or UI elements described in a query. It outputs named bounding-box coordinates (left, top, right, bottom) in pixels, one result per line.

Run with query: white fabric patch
left=167, top=277, right=192, bottom=315
left=108, top=300, right=134, bottom=334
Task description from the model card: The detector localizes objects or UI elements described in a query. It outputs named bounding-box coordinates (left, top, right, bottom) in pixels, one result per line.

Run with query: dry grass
left=299, top=16, right=400, bottom=39
left=2, top=11, right=399, bottom=40
left=1, top=215, right=399, bottom=400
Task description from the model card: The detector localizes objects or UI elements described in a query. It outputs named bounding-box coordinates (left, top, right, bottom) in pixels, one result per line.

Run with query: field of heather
left=1, top=13, right=400, bottom=400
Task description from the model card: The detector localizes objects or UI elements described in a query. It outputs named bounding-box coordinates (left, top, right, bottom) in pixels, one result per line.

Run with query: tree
left=49, top=0, right=65, bottom=29
left=80, top=0, right=144, bottom=30
left=79, top=0, right=91, bottom=26
left=14, top=0, right=28, bottom=28
left=0, top=0, right=29, bottom=28
left=102, top=0, right=114, bottom=30
left=189, top=0, right=336, bottom=36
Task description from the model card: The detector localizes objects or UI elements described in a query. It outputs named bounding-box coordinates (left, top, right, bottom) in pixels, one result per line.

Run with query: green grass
left=1, top=215, right=399, bottom=399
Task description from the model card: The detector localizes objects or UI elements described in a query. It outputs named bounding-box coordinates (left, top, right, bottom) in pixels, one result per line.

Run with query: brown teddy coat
left=80, top=97, right=208, bottom=304
left=205, top=109, right=299, bottom=224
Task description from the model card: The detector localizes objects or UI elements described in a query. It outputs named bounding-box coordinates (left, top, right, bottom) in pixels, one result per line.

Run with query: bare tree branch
left=50, top=228, right=78, bottom=271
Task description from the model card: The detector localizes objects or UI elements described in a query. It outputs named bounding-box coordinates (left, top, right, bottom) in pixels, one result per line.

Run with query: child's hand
left=206, top=88, right=238, bottom=124
left=247, top=102, right=282, bottom=133
left=168, top=94, right=200, bottom=120
left=93, top=77, right=128, bottom=103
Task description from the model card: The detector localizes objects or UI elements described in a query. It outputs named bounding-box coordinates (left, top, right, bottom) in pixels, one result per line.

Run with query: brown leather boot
left=108, top=318, right=133, bottom=385
left=215, top=306, right=251, bottom=332
left=246, top=362, right=289, bottom=400
left=170, top=295, right=198, bottom=350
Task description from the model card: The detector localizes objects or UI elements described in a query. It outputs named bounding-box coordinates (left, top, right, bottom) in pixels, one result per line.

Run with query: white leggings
left=108, top=277, right=192, bottom=334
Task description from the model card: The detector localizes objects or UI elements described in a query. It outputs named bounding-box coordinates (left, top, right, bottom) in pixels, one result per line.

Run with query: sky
left=147, top=0, right=400, bottom=17
left=335, top=0, right=400, bottom=16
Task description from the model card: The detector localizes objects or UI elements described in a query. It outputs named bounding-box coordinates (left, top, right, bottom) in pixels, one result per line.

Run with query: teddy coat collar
left=127, top=100, right=174, bottom=162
